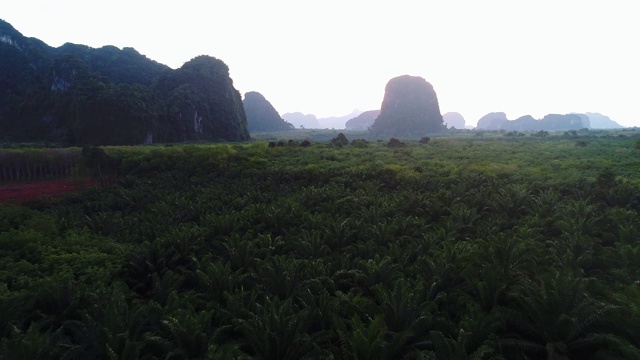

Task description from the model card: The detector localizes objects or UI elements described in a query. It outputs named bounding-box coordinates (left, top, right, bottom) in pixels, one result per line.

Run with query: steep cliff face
left=156, top=56, right=249, bottom=142
left=0, top=19, right=249, bottom=145
left=583, top=112, right=622, bottom=129
left=0, top=20, right=55, bottom=141
left=369, top=75, right=444, bottom=137
left=243, top=91, right=294, bottom=132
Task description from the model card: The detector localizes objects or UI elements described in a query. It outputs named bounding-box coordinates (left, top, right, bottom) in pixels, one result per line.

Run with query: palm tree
left=337, top=316, right=403, bottom=360
left=469, top=228, right=541, bottom=285
left=0, top=324, right=54, bottom=360
left=371, top=278, right=439, bottom=356
left=497, top=271, right=640, bottom=359
left=233, top=297, right=314, bottom=360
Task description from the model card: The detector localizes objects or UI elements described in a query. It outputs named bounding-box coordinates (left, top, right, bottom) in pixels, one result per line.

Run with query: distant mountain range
left=474, top=112, right=623, bottom=131
left=1, top=19, right=627, bottom=145
left=282, top=110, right=362, bottom=129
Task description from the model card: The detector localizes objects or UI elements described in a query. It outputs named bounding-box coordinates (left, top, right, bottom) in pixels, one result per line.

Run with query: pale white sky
left=3, top=0, right=639, bottom=126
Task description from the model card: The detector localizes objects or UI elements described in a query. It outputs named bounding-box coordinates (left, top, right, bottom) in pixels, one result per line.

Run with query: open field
left=1, top=133, right=640, bottom=359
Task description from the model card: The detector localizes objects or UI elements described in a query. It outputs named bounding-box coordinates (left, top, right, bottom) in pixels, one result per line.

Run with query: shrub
left=351, top=139, right=368, bottom=148
left=532, top=130, right=549, bottom=138
left=331, top=133, right=349, bottom=147
left=386, top=138, right=406, bottom=148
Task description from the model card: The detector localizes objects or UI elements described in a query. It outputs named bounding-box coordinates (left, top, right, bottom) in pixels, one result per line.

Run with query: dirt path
left=0, top=178, right=95, bottom=203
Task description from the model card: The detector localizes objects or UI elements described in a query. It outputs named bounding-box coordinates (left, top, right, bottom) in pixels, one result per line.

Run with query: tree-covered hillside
left=0, top=19, right=248, bottom=145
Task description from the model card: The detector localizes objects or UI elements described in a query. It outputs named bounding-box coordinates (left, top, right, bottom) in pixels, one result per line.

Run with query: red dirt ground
left=0, top=178, right=96, bottom=203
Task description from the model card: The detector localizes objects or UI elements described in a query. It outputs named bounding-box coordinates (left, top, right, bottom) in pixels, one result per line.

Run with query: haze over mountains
left=282, top=110, right=362, bottom=130
left=475, top=112, right=623, bottom=131
left=0, top=18, right=629, bottom=145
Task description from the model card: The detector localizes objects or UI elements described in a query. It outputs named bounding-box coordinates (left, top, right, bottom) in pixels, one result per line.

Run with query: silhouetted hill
left=476, top=112, right=588, bottom=131
left=345, top=110, right=380, bottom=130
left=369, top=75, right=444, bottom=137
left=0, top=19, right=248, bottom=145
left=538, top=114, right=584, bottom=131
left=243, top=91, right=294, bottom=132
left=476, top=112, right=508, bottom=130
left=52, top=43, right=170, bottom=86
left=282, top=112, right=321, bottom=129
left=316, top=110, right=362, bottom=129
left=584, top=112, right=623, bottom=129
left=443, top=112, right=465, bottom=129
left=155, top=56, right=249, bottom=143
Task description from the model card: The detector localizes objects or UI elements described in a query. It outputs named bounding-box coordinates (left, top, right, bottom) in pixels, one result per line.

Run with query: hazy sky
left=3, top=0, right=639, bottom=126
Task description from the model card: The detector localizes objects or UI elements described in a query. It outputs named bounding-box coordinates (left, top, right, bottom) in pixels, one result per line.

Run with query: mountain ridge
left=0, top=19, right=249, bottom=145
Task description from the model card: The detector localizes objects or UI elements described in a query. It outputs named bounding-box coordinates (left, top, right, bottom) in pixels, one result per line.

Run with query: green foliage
left=351, top=139, right=369, bottom=148
left=387, top=138, right=407, bottom=148
left=0, top=148, right=81, bottom=182
left=330, top=133, right=349, bottom=147
left=1, top=136, right=639, bottom=358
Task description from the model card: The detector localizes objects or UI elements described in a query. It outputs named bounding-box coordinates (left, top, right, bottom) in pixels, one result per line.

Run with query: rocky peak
left=443, top=112, right=465, bottom=129
left=369, top=75, right=444, bottom=137
left=243, top=91, right=294, bottom=132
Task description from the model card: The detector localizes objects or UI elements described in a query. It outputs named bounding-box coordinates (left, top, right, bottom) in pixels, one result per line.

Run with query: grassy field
left=1, top=132, right=640, bottom=359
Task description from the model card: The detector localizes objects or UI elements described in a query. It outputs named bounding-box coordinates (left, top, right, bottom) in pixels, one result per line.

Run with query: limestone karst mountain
left=369, top=75, right=444, bottom=137
left=476, top=112, right=509, bottom=130
left=583, top=112, right=623, bottom=129
left=443, top=112, right=465, bottom=129
left=345, top=110, right=381, bottom=130
left=243, top=91, right=294, bottom=132
left=474, top=112, right=613, bottom=131
left=0, top=19, right=249, bottom=145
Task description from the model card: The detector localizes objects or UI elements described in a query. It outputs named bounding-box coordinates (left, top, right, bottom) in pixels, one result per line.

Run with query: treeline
left=0, top=148, right=81, bottom=183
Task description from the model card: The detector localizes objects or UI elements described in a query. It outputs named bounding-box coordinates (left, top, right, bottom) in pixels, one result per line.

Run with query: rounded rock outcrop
left=369, top=75, right=444, bottom=137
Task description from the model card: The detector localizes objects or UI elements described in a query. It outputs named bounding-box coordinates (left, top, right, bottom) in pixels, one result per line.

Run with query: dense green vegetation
left=1, top=134, right=640, bottom=359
